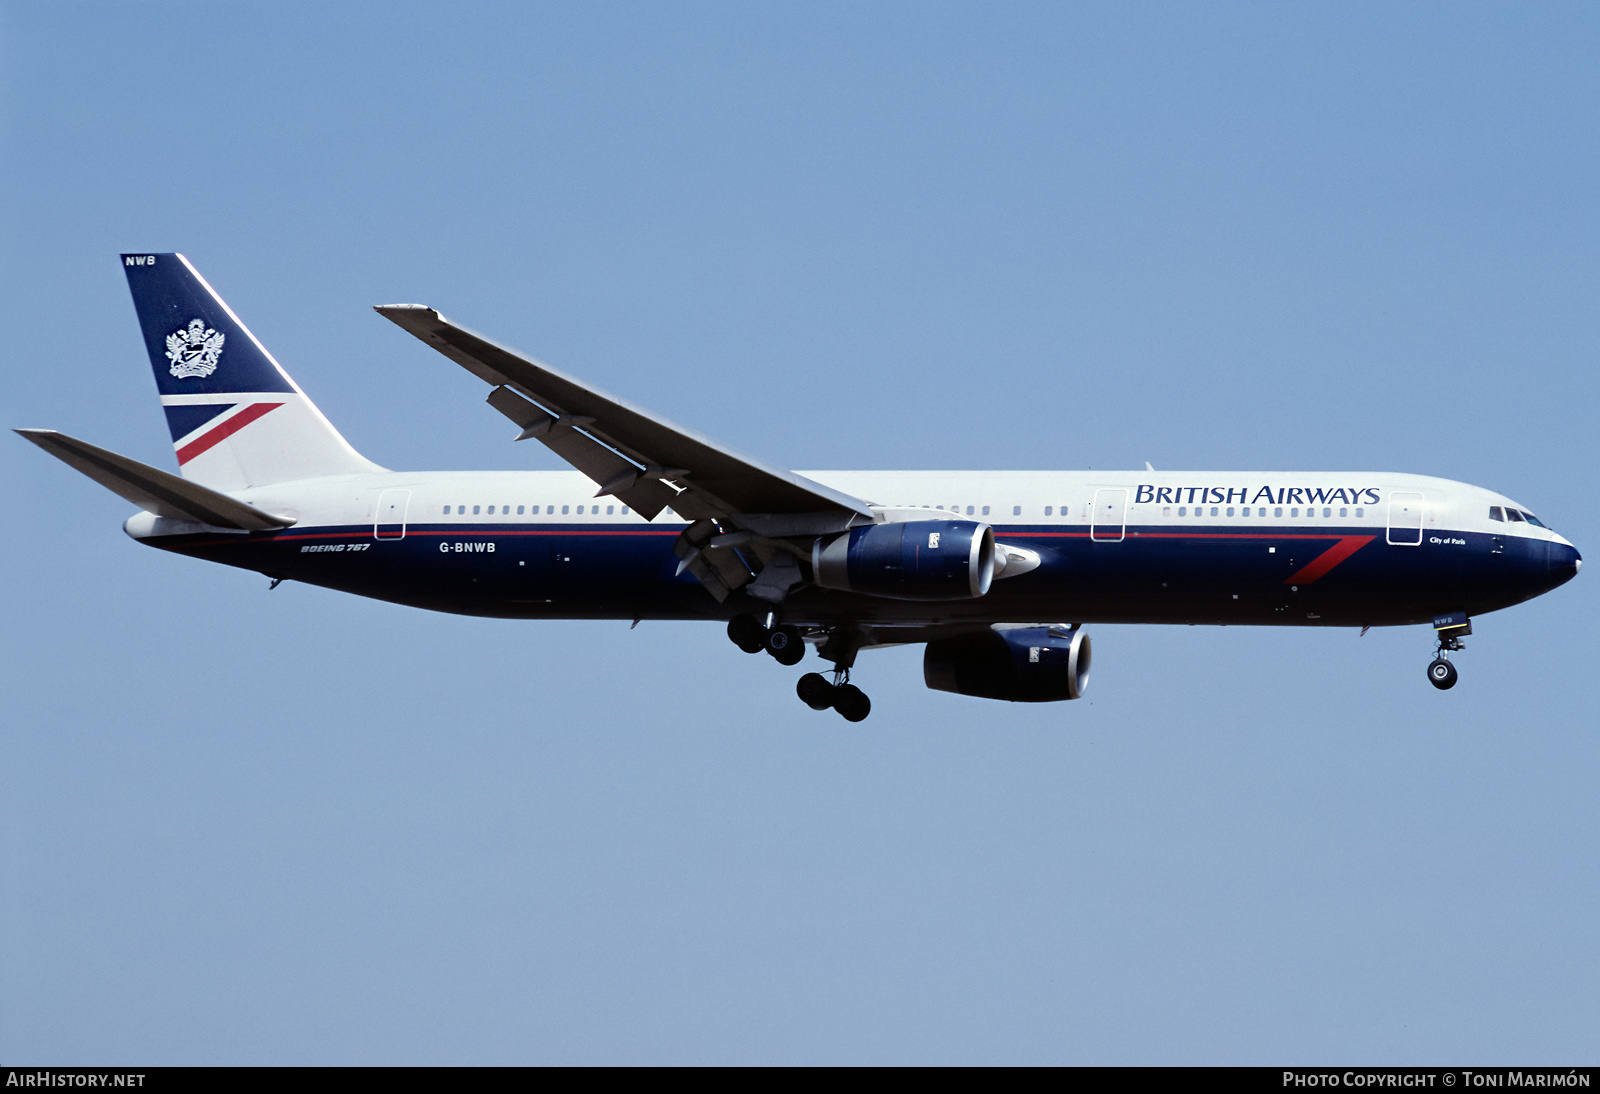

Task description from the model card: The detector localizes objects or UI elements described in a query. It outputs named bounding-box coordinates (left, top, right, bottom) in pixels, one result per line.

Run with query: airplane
left=16, top=254, right=1583, bottom=721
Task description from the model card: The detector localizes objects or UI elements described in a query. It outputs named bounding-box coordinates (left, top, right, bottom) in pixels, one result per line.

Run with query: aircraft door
left=374, top=489, right=411, bottom=540
left=1091, top=488, right=1128, bottom=542
left=1386, top=491, right=1424, bottom=546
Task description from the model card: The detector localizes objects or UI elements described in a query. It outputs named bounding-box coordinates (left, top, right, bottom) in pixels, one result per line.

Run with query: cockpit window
left=1505, top=509, right=1525, bottom=522
left=1521, top=511, right=1546, bottom=528
left=1488, top=506, right=1504, bottom=522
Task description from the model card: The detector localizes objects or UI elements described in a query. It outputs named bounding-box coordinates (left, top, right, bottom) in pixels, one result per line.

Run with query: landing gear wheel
left=833, top=684, right=871, bottom=722
left=1427, top=658, right=1458, bottom=690
left=766, top=625, right=805, bottom=666
left=727, top=613, right=767, bottom=654
left=797, top=672, right=835, bottom=710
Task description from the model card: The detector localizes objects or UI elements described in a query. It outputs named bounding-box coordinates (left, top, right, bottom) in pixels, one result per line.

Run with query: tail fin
left=121, top=253, right=381, bottom=489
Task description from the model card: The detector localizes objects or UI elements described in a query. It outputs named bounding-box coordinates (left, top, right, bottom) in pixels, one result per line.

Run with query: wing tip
left=374, top=303, right=445, bottom=331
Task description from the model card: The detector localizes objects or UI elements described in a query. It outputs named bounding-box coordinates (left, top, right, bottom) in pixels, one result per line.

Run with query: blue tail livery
left=121, top=254, right=378, bottom=490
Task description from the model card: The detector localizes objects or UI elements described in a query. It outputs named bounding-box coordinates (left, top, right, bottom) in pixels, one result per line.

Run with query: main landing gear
left=1426, top=612, right=1470, bottom=691
left=796, top=671, right=871, bottom=722
left=727, top=612, right=805, bottom=665
left=727, top=613, right=872, bottom=721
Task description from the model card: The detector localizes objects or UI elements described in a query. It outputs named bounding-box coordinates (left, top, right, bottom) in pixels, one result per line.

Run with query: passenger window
left=1163, top=507, right=1171, bottom=517
left=1323, top=508, right=1331, bottom=518
left=472, top=505, right=480, bottom=515
left=1226, top=507, right=1234, bottom=517
left=965, top=506, right=974, bottom=516
left=621, top=507, right=629, bottom=515
left=1241, top=507, right=1249, bottom=517
left=517, top=505, right=524, bottom=515
left=1044, top=506, right=1053, bottom=516
left=1012, top=506, right=1021, bottom=516
left=443, top=505, right=451, bottom=515
left=1339, top=508, right=1347, bottom=518
left=1209, top=507, right=1218, bottom=517
left=1291, top=508, right=1299, bottom=518
left=1274, top=507, right=1282, bottom=518
left=1506, top=509, right=1524, bottom=522
left=562, top=505, right=570, bottom=515
left=981, top=506, right=990, bottom=516
left=546, top=505, right=554, bottom=514
left=1489, top=506, right=1504, bottom=521
left=1355, top=508, right=1364, bottom=518
left=458, top=506, right=465, bottom=515
left=607, top=505, right=615, bottom=515
left=1178, top=506, right=1186, bottom=516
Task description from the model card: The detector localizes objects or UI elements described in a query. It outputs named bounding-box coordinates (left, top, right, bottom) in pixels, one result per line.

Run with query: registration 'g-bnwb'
left=17, top=255, right=1583, bottom=720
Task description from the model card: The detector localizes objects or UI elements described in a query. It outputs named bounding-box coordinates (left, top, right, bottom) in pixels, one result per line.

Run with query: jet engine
left=923, top=625, right=1091, bottom=702
left=812, top=519, right=994, bottom=601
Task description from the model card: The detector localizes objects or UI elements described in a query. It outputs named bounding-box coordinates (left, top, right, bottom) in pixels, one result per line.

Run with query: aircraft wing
left=15, top=429, right=295, bottom=531
left=373, top=305, right=874, bottom=524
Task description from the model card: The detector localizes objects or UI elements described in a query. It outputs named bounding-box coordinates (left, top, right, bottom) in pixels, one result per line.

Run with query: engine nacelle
left=923, top=626, right=1091, bottom=702
left=813, top=519, right=995, bottom=601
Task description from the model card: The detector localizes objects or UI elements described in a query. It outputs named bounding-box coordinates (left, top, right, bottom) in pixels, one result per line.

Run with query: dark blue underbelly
left=148, top=521, right=1566, bottom=628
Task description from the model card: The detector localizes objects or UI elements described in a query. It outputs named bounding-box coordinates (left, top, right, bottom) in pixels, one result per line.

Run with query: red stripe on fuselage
left=269, top=528, right=683, bottom=541
left=1283, top=535, right=1375, bottom=584
left=165, top=524, right=1379, bottom=587
left=175, top=402, right=284, bottom=465
left=1015, top=529, right=1379, bottom=583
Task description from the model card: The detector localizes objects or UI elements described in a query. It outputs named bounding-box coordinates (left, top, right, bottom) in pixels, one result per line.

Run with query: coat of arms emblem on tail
left=165, top=318, right=225, bottom=379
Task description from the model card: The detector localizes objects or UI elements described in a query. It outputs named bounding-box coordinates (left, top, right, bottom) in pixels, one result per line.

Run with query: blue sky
left=2, top=2, right=1597, bottom=1064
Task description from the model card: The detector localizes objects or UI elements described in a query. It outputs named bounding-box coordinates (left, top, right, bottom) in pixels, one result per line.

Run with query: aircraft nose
left=1548, top=540, right=1581, bottom=586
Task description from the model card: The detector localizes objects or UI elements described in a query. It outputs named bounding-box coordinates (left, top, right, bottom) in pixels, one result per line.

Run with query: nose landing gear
left=1427, top=658, right=1458, bottom=689
left=1427, top=611, right=1470, bottom=690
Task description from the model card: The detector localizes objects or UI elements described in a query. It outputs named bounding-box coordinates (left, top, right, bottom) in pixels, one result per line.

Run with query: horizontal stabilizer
left=15, top=429, right=295, bottom=531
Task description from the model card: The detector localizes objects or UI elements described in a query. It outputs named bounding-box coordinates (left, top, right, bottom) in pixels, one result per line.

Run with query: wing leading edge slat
left=373, top=305, right=873, bottom=521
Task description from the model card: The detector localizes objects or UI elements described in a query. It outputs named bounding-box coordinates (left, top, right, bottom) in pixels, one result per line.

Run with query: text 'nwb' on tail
left=122, top=253, right=381, bottom=490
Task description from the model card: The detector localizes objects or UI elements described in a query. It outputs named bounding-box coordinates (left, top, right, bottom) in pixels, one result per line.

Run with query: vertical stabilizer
left=121, top=253, right=381, bottom=489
